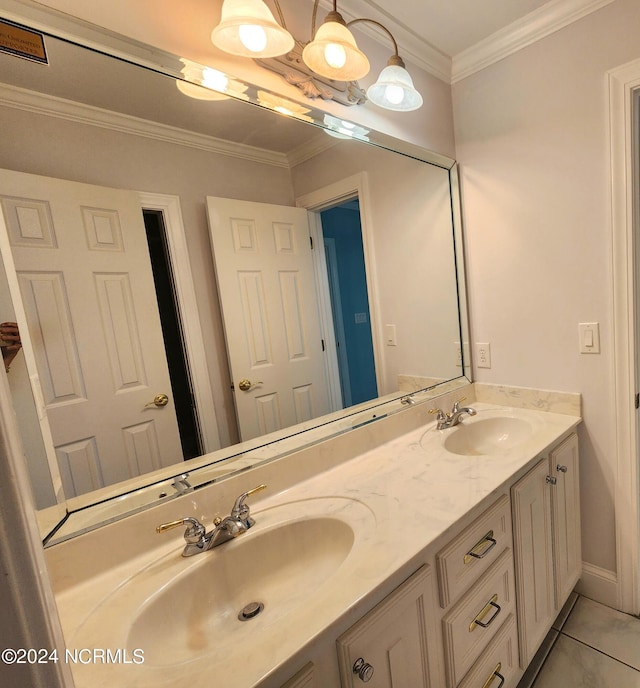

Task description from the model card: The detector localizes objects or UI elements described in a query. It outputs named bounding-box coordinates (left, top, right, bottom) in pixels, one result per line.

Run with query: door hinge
left=309, top=235, right=314, bottom=250
left=635, top=392, right=639, bottom=409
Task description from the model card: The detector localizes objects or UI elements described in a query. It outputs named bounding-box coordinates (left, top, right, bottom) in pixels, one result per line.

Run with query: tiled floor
left=518, top=594, right=640, bottom=687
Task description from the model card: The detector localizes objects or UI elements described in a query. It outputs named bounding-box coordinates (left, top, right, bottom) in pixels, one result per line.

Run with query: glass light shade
left=366, top=64, right=423, bottom=111
left=302, top=20, right=369, bottom=81
left=211, top=0, right=294, bottom=58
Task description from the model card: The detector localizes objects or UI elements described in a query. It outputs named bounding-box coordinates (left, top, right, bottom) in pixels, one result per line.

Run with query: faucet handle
left=231, top=484, right=267, bottom=526
left=156, top=516, right=206, bottom=544
left=452, top=397, right=467, bottom=412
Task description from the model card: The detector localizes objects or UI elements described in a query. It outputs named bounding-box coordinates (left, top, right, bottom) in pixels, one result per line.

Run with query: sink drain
left=238, top=602, right=264, bottom=621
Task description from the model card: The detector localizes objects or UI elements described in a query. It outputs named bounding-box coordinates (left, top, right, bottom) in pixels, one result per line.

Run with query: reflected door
left=0, top=169, right=183, bottom=497
left=206, top=196, right=330, bottom=441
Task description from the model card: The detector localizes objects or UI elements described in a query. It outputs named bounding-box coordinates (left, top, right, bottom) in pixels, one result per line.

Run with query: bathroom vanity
left=45, top=385, right=581, bottom=688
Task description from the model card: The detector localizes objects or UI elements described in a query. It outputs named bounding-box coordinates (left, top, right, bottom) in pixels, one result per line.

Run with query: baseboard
left=575, top=562, right=618, bottom=609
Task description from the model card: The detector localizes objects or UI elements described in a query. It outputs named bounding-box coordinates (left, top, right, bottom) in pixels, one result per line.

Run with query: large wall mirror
left=0, top=22, right=470, bottom=544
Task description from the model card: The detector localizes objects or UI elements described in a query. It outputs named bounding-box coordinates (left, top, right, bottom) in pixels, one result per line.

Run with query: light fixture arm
left=346, top=18, right=404, bottom=67
left=310, top=0, right=341, bottom=37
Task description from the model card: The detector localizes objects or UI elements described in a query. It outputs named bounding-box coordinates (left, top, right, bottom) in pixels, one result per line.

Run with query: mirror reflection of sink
left=71, top=498, right=375, bottom=670
left=443, top=416, right=534, bottom=456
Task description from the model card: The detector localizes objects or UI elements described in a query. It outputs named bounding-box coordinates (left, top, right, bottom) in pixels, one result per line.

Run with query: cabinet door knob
left=557, top=464, right=568, bottom=473
left=353, top=657, right=374, bottom=682
left=546, top=475, right=557, bottom=485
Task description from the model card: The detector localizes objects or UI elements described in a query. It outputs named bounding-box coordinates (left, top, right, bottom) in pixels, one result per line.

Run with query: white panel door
left=206, top=196, right=329, bottom=441
left=0, top=169, right=183, bottom=496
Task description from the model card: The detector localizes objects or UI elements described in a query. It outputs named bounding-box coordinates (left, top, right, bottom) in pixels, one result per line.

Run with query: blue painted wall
left=321, top=204, right=377, bottom=405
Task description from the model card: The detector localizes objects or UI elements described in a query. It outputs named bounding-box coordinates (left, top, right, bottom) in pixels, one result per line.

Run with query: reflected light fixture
left=323, top=114, right=369, bottom=140
left=257, top=90, right=313, bottom=121
left=177, top=59, right=249, bottom=101
left=210, top=0, right=422, bottom=112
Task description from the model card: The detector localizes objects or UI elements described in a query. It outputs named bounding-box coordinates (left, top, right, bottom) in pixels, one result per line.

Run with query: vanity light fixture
left=302, top=6, right=369, bottom=81
left=210, top=0, right=294, bottom=57
left=350, top=19, right=423, bottom=112
left=210, top=0, right=422, bottom=112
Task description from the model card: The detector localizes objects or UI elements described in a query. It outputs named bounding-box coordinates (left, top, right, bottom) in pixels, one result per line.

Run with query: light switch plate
left=385, top=324, right=397, bottom=346
left=579, top=322, right=600, bottom=354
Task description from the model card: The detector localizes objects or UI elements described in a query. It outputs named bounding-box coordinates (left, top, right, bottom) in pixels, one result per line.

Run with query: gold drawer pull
left=469, top=594, right=501, bottom=632
left=482, top=662, right=505, bottom=688
left=464, top=530, right=497, bottom=564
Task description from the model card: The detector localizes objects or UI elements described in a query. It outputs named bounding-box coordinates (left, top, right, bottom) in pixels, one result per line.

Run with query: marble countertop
left=53, top=402, right=580, bottom=688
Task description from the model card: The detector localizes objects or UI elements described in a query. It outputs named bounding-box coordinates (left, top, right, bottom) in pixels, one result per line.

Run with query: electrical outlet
left=475, top=342, right=491, bottom=369
left=455, top=342, right=471, bottom=368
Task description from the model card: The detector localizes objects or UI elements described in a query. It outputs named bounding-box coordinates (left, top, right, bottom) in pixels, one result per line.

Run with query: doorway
left=143, top=210, right=202, bottom=460
left=320, top=200, right=377, bottom=407
left=609, top=61, right=640, bottom=615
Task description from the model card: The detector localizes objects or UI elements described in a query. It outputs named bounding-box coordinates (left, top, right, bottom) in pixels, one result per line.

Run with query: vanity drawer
left=437, top=495, right=512, bottom=608
left=458, top=614, right=519, bottom=688
left=442, top=549, right=516, bottom=687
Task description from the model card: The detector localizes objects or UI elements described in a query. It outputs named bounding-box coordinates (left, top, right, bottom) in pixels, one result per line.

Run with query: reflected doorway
left=320, top=200, right=377, bottom=408
left=143, top=209, right=202, bottom=460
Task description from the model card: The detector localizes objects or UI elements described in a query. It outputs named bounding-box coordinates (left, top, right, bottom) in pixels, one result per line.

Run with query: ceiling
left=342, top=0, right=552, bottom=57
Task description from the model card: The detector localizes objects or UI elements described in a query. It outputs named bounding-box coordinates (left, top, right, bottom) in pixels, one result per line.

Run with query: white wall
left=453, top=0, right=640, bottom=587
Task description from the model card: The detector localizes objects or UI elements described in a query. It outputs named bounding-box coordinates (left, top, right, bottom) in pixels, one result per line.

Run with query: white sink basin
left=70, top=497, right=376, bottom=669
left=443, top=416, right=534, bottom=456
left=128, top=516, right=354, bottom=665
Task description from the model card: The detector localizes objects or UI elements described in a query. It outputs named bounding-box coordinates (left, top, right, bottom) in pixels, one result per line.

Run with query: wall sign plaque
left=0, top=19, right=47, bottom=64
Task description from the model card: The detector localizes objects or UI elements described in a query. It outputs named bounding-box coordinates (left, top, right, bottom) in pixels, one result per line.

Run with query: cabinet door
left=550, top=433, right=581, bottom=608
left=337, top=566, right=444, bottom=688
left=511, top=458, right=555, bottom=666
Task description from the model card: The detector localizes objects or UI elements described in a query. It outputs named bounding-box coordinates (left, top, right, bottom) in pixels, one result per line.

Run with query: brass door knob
left=238, top=379, right=263, bottom=392
left=144, top=393, right=169, bottom=408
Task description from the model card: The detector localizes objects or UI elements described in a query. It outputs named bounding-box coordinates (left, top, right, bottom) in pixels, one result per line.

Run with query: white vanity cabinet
left=437, top=495, right=519, bottom=688
left=511, top=432, right=581, bottom=666
left=336, top=566, right=445, bottom=687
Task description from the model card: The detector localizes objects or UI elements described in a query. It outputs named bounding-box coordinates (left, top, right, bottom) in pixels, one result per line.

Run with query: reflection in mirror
left=0, top=29, right=470, bottom=544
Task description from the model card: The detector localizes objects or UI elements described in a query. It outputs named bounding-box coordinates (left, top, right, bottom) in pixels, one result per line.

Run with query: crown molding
left=0, top=83, right=289, bottom=168
left=330, top=0, right=452, bottom=83
left=287, top=135, right=338, bottom=168
left=451, top=0, right=616, bottom=83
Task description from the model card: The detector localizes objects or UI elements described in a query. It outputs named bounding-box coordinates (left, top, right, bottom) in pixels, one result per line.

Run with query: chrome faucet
left=430, top=399, right=477, bottom=430
left=157, top=484, right=266, bottom=557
